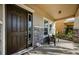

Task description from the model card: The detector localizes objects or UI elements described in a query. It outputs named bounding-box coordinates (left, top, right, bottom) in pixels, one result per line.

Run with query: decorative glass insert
left=28, top=13, right=32, bottom=46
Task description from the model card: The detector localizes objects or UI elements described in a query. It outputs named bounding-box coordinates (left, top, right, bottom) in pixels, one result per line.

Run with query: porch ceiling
left=35, top=4, right=78, bottom=21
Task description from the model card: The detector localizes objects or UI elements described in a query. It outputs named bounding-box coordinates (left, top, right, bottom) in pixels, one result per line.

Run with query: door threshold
left=12, top=47, right=33, bottom=55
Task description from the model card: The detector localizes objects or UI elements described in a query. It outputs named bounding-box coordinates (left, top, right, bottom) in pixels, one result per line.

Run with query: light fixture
left=58, top=10, right=62, bottom=14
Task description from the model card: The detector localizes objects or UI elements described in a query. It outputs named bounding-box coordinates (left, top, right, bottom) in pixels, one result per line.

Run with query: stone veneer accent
left=73, top=29, right=79, bottom=43
left=33, top=26, right=44, bottom=47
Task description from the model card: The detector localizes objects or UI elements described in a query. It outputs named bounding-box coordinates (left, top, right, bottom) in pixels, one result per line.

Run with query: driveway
left=24, top=39, right=79, bottom=55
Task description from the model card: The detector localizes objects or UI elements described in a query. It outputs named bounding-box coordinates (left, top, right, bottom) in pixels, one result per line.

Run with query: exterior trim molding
left=16, top=4, right=35, bottom=13
left=2, top=4, right=5, bottom=55
left=55, top=15, right=75, bottom=20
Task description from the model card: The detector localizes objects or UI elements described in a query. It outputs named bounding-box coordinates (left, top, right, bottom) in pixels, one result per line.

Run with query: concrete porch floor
left=23, top=39, right=79, bottom=55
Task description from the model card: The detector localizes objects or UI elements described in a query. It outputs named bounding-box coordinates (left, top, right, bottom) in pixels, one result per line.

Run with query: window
left=44, top=20, right=48, bottom=35
left=49, top=24, right=52, bottom=32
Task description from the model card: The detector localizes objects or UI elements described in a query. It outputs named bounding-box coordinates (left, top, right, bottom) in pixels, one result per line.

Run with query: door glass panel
left=28, top=14, right=32, bottom=46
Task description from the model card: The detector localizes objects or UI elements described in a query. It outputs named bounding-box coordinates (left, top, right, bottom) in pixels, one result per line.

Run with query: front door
left=6, top=5, right=29, bottom=54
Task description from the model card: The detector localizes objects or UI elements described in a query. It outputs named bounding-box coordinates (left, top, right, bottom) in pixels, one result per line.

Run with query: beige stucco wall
left=55, top=20, right=65, bottom=33
left=0, top=5, right=3, bottom=21
left=74, top=8, right=79, bottom=29
left=75, top=8, right=79, bottom=17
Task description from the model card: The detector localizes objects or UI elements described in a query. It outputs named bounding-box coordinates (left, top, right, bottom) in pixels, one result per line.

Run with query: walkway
left=24, top=39, right=79, bottom=55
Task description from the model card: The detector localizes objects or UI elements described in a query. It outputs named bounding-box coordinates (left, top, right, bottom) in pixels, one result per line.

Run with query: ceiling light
left=58, top=10, right=62, bottom=14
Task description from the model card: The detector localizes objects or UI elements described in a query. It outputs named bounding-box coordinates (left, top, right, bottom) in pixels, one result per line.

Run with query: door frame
left=5, top=4, right=33, bottom=54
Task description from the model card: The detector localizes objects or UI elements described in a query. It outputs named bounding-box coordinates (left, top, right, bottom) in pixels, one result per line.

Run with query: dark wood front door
left=6, top=5, right=29, bottom=54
